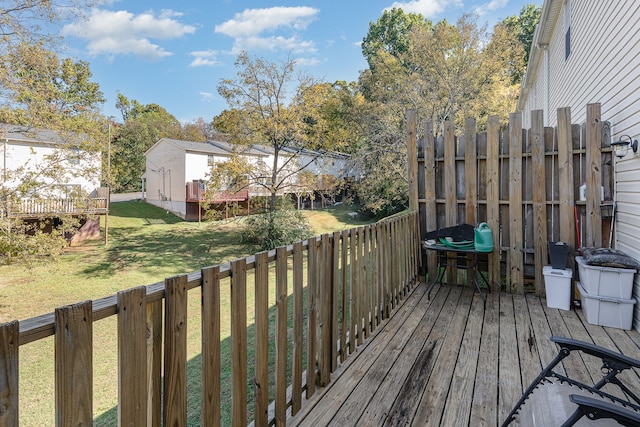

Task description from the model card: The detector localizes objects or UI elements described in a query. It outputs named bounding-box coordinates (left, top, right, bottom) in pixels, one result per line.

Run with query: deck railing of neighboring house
left=0, top=211, right=420, bottom=426
left=3, top=197, right=109, bottom=218
left=186, top=181, right=250, bottom=203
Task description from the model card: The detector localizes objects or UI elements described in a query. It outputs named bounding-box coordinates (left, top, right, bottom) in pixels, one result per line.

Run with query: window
left=68, top=147, right=81, bottom=165
left=207, top=154, right=215, bottom=166
left=564, top=0, right=571, bottom=59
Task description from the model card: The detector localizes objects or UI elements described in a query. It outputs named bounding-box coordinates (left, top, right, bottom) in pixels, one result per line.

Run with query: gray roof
left=156, top=138, right=230, bottom=155
left=0, top=124, right=81, bottom=146
left=207, top=140, right=270, bottom=157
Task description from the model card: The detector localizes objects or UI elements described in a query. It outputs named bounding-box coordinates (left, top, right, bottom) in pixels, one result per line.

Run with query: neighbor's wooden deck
left=287, top=282, right=640, bottom=426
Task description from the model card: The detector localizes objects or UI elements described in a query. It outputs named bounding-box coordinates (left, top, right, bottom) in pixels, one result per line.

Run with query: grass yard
left=0, top=199, right=374, bottom=426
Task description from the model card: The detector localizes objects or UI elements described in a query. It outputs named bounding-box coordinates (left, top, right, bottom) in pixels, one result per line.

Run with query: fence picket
left=117, top=286, right=147, bottom=427
left=202, top=265, right=221, bottom=427
left=0, top=320, right=18, bottom=427
left=55, top=301, right=93, bottom=427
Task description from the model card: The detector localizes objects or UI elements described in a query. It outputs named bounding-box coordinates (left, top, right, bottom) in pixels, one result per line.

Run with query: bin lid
left=542, top=266, right=573, bottom=278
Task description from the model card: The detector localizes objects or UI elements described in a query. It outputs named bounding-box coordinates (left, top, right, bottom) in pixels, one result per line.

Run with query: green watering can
left=474, top=222, right=494, bottom=252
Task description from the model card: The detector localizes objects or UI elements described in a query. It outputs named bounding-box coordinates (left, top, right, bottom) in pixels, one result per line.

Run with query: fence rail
left=0, top=212, right=420, bottom=426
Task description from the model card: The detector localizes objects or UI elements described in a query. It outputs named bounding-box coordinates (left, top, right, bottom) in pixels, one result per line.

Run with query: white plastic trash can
left=543, top=266, right=573, bottom=310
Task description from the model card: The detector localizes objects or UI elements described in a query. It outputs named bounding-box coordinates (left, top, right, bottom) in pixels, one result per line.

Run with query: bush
left=241, top=208, right=312, bottom=250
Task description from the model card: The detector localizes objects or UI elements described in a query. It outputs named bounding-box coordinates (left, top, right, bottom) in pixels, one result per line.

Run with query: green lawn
left=0, top=200, right=372, bottom=426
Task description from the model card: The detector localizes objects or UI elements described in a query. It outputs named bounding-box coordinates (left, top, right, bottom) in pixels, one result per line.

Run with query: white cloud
left=200, top=92, right=215, bottom=101
left=474, top=0, right=508, bottom=16
left=215, top=6, right=319, bottom=53
left=62, top=9, right=196, bottom=61
left=386, top=0, right=462, bottom=17
left=189, top=50, right=220, bottom=67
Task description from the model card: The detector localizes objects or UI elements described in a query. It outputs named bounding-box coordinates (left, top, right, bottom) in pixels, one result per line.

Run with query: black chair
left=502, top=336, right=640, bottom=426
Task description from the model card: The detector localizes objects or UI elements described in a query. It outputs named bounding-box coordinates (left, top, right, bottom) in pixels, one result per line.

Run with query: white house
left=518, top=0, right=640, bottom=331
left=144, top=138, right=236, bottom=219
left=1, top=124, right=101, bottom=198
left=144, top=137, right=353, bottom=219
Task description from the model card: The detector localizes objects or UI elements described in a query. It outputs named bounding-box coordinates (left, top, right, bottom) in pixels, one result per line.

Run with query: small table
left=424, top=244, right=491, bottom=305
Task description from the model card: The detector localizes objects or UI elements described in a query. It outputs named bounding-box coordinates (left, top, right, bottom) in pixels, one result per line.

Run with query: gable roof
left=0, top=123, right=81, bottom=146
left=207, top=140, right=270, bottom=157
left=145, top=137, right=230, bottom=156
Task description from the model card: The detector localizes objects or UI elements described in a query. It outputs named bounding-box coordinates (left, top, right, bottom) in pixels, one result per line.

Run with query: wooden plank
left=407, top=109, right=419, bottom=212
left=55, top=301, right=93, bottom=427
left=0, top=321, right=19, bottom=427
left=508, top=112, right=524, bottom=293
left=331, top=232, right=340, bottom=371
left=486, top=116, right=500, bottom=291
left=498, top=294, right=520, bottom=423
left=147, top=299, right=162, bottom=427
left=444, top=120, right=457, bottom=285
left=230, top=260, right=248, bottom=427
left=409, top=288, right=474, bottom=425
left=513, top=295, right=542, bottom=389
left=307, top=238, right=318, bottom=398
left=117, top=286, right=148, bottom=427
left=202, top=266, right=221, bottom=427
left=163, top=275, right=188, bottom=427
left=424, top=121, right=438, bottom=280
left=557, top=107, right=576, bottom=265
left=439, top=292, right=484, bottom=426
left=319, top=234, right=332, bottom=386
left=362, top=226, right=371, bottom=338
left=275, top=247, right=288, bottom=425
left=253, top=253, right=269, bottom=424
left=292, top=243, right=304, bottom=414
left=300, top=283, right=431, bottom=426
left=464, top=117, right=478, bottom=224
left=349, top=228, right=357, bottom=354
left=340, top=230, right=348, bottom=363
left=470, top=292, right=499, bottom=425
left=531, top=110, right=548, bottom=296
left=585, top=103, right=603, bottom=247
left=341, top=286, right=455, bottom=426
left=525, top=294, right=564, bottom=374
left=356, top=228, right=363, bottom=346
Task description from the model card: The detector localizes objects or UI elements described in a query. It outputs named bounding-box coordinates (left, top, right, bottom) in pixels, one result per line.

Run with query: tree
left=110, top=95, right=203, bottom=192
left=361, top=8, right=431, bottom=70
left=215, top=51, right=340, bottom=213
left=503, top=4, right=542, bottom=84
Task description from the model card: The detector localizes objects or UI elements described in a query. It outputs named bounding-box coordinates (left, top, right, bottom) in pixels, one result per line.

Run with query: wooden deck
left=287, top=282, right=640, bottom=426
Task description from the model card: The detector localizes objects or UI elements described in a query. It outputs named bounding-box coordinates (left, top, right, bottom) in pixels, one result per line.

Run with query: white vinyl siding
left=520, top=0, right=640, bottom=330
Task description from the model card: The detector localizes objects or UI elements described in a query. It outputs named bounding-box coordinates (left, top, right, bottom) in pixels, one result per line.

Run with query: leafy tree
left=110, top=95, right=204, bottom=192
left=215, top=51, right=342, bottom=213
left=361, top=8, right=431, bottom=69
left=503, top=4, right=542, bottom=84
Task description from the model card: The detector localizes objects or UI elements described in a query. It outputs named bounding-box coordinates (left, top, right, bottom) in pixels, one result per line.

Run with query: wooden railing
left=3, top=197, right=109, bottom=218
left=0, top=212, right=420, bottom=426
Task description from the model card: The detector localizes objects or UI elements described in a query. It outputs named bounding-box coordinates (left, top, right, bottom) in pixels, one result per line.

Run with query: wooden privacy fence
left=412, top=103, right=614, bottom=295
left=0, top=212, right=420, bottom=427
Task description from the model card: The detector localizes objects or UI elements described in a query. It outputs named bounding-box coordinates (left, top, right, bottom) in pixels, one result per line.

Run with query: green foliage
left=361, top=8, right=431, bottom=69
left=110, top=95, right=206, bottom=192
left=241, top=207, right=312, bottom=251
left=503, top=4, right=542, bottom=84
left=0, top=218, right=69, bottom=266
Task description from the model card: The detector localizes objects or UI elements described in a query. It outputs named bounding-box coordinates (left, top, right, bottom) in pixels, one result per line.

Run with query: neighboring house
left=518, top=0, right=640, bottom=330
left=0, top=124, right=108, bottom=241
left=144, top=138, right=353, bottom=220
left=144, top=138, right=236, bottom=219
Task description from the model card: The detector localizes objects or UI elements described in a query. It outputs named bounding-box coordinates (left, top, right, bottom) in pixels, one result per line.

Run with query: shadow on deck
left=288, top=283, right=640, bottom=426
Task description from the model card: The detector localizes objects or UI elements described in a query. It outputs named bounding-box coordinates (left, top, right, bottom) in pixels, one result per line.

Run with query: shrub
left=242, top=208, right=312, bottom=250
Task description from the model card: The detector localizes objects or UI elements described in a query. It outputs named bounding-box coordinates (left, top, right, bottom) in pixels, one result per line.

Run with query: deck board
left=287, top=282, right=640, bottom=426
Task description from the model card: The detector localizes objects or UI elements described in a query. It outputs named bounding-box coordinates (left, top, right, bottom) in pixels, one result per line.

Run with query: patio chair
left=502, top=336, right=640, bottom=426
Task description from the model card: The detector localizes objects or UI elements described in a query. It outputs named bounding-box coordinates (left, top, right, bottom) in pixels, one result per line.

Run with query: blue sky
left=60, top=0, right=542, bottom=123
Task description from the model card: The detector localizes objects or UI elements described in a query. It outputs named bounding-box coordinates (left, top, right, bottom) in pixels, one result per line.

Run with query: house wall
left=520, top=0, right=640, bottom=330
left=145, top=140, right=187, bottom=217
left=2, top=141, right=100, bottom=193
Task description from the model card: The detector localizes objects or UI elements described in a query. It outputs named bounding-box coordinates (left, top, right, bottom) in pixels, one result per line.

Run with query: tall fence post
left=509, top=112, right=524, bottom=293
left=586, top=103, right=603, bottom=247
left=407, top=109, right=419, bottom=213
left=486, top=116, right=501, bottom=291
left=531, top=110, right=548, bottom=296
left=557, top=108, right=576, bottom=269
left=0, top=321, right=19, bottom=427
